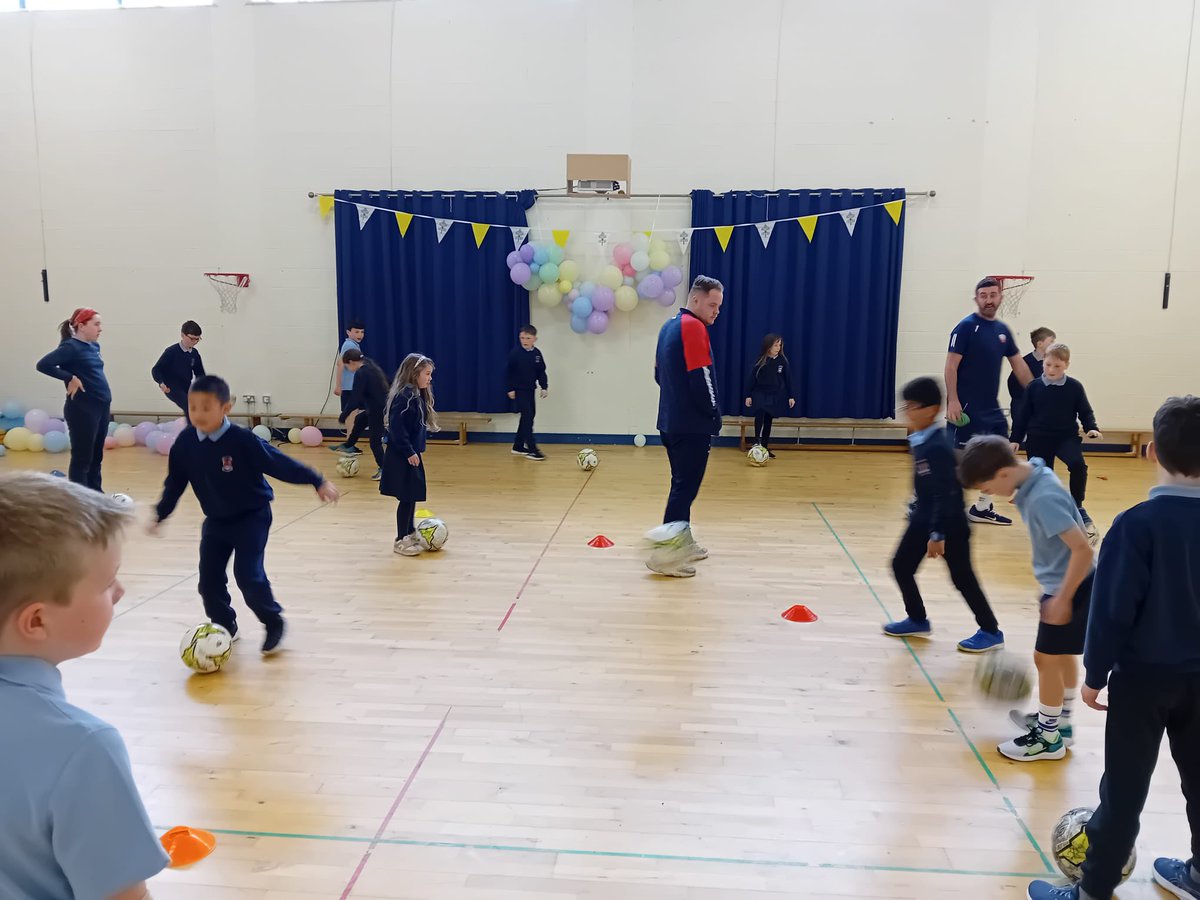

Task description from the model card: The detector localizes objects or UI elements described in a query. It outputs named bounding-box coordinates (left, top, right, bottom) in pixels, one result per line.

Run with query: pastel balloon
left=2, top=400, right=26, bottom=420
left=631, top=251, right=650, bottom=272
left=612, top=243, right=633, bottom=266
left=599, top=265, right=623, bottom=290
left=146, top=431, right=163, bottom=453
left=114, top=425, right=136, bottom=448
left=532, top=245, right=549, bottom=265
left=547, top=245, right=564, bottom=265
left=660, top=265, right=683, bottom=288
left=133, top=421, right=157, bottom=445
left=252, top=424, right=272, bottom=441
left=509, top=262, right=531, bottom=285
left=300, top=426, right=323, bottom=447
left=621, top=264, right=636, bottom=278
left=591, top=286, right=615, bottom=312
left=638, top=274, right=664, bottom=299
left=107, top=421, right=120, bottom=436
left=649, top=250, right=670, bottom=271
left=558, top=260, right=580, bottom=283
left=657, top=286, right=678, bottom=306
left=24, top=409, right=49, bottom=433
left=649, top=238, right=667, bottom=255
left=518, top=243, right=535, bottom=263
left=631, top=233, right=650, bottom=253
left=615, top=286, right=639, bottom=312
left=44, top=430, right=69, bottom=453
left=571, top=296, right=593, bottom=318
left=524, top=274, right=543, bottom=292
left=586, top=311, right=609, bottom=334
left=26, top=433, right=45, bottom=452
left=623, top=276, right=635, bottom=286
left=570, top=316, right=589, bottom=334
left=157, top=434, right=176, bottom=455
left=579, top=281, right=596, bottom=297
left=537, top=283, right=561, bottom=307
left=287, top=427, right=303, bottom=444
left=43, top=419, right=66, bottom=434
left=104, top=435, right=117, bottom=450
left=539, top=262, right=559, bottom=284
left=567, top=289, right=580, bottom=301
left=506, top=250, right=521, bottom=268
left=558, top=280, right=572, bottom=294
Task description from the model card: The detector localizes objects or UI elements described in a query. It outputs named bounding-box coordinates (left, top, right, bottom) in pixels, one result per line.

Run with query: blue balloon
left=529, top=262, right=540, bottom=274
left=547, top=245, right=564, bottom=265
left=43, top=431, right=69, bottom=453
left=579, top=281, right=596, bottom=297
left=533, top=246, right=550, bottom=265
left=1, top=401, right=24, bottom=420
left=571, top=296, right=593, bottom=318
left=570, top=315, right=589, bottom=334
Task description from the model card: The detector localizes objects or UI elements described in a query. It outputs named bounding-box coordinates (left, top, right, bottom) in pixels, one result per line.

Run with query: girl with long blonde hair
left=379, top=354, right=438, bottom=555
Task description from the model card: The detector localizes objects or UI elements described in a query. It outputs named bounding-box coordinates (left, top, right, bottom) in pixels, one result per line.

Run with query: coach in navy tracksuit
left=654, top=276, right=724, bottom=525
left=36, top=308, right=112, bottom=492
left=151, top=320, right=205, bottom=420
left=152, top=375, right=338, bottom=654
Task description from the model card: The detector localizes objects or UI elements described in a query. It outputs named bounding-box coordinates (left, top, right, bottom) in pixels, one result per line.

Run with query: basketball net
left=992, top=274, right=1034, bottom=319
left=204, top=273, right=250, bottom=314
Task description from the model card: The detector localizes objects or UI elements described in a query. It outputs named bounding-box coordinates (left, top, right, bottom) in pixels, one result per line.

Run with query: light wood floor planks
left=2, top=442, right=1184, bottom=899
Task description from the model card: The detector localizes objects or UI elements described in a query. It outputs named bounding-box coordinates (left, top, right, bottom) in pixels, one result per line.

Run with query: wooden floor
left=1, top=442, right=1184, bottom=899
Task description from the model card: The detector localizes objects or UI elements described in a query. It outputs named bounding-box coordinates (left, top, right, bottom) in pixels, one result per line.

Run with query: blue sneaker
left=1154, top=858, right=1200, bottom=898
left=968, top=505, right=1013, bottom=526
left=1026, top=881, right=1078, bottom=900
left=957, top=628, right=1005, bottom=653
left=882, top=617, right=932, bottom=638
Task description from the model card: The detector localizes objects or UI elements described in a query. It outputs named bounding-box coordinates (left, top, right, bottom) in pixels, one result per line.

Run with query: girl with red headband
left=35, top=308, right=112, bottom=491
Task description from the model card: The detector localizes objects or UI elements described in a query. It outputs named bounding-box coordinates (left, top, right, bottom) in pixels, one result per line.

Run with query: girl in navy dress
left=380, top=353, right=438, bottom=556
left=743, top=333, right=795, bottom=458
left=36, top=308, right=112, bottom=491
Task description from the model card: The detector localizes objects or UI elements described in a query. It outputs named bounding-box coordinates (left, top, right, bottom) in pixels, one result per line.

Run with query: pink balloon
left=300, top=426, right=324, bottom=447
left=156, top=434, right=176, bottom=456
left=612, top=243, right=633, bottom=267
left=621, top=264, right=636, bottom=278
left=104, top=436, right=117, bottom=449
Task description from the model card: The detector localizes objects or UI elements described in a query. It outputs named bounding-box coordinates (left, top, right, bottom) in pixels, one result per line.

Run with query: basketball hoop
left=991, top=274, right=1034, bottom=318
left=204, top=273, right=250, bottom=314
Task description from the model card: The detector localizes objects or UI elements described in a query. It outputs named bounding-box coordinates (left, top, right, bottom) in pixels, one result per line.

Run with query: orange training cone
left=782, top=605, right=818, bottom=623
left=588, top=535, right=614, bottom=548
left=159, top=826, right=217, bottom=868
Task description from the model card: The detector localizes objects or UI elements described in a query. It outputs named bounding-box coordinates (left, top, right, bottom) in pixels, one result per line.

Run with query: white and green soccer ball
left=180, top=623, right=233, bottom=674
left=577, top=448, right=599, bottom=471
left=1052, top=806, right=1136, bottom=883
left=747, top=445, right=770, bottom=466
left=336, top=455, right=360, bottom=478
left=416, top=517, right=449, bottom=551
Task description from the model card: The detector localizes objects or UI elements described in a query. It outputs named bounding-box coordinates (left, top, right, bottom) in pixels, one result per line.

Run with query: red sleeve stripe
left=680, top=316, right=712, bottom=372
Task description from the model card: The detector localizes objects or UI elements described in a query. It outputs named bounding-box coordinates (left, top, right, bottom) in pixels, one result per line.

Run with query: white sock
left=976, top=493, right=993, bottom=512
left=1037, top=703, right=1062, bottom=738
left=1062, top=688, right=1077, bottom=721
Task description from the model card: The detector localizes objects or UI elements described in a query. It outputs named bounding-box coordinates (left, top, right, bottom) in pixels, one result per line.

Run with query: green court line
left=168, top=825, right=1048, bottom=880
left=811, top=502, right=1055, bottom=875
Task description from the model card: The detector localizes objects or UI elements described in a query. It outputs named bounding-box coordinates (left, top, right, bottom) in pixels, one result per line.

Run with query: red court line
left=338, top=706, right=452, bottom=900
left=497, top=470, right=594, bottom=631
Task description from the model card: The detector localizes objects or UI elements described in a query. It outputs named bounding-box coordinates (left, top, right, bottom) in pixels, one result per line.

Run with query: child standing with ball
left=959, top=435, right=1095, bottom=763
left=381, top=354, right=438, bottom=556
left=743, top=333, right=794, bottom=457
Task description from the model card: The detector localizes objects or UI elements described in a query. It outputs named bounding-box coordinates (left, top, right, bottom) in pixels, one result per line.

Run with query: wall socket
left=261, top=395, right=272, bottom=405
left=242, top=394, right=256, bottom=404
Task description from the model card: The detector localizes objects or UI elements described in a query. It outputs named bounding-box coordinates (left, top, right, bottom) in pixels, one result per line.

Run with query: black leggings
left=396, top=502, right=416, bottom=541
left=754, top=412, right=774, bottom=447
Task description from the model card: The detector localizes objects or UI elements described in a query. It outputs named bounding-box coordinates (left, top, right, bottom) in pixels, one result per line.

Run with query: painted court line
left=338, top=706, right=451, bottom=900
left=497, top=468, right=594, bottom=630
left=811, top=502, right=1054, bottom=874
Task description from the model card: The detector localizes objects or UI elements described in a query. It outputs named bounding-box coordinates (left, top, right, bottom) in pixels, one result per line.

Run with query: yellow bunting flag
left=317, top=195, right=334, bottom=218
left=394, top=211, right=413, bottom=238
left=714, top=226, right=734, bottom=252
left=471, top=223, right=490, bottom=249
left=797, top=215, right=818, bottom=243
left=552, top=229, right=571, bottom=248
left=884, top=200, right=904, bottom=226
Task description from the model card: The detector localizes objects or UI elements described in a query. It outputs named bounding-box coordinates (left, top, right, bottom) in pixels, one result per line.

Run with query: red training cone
left=588, top=535, right=614, bottom=548
left=781, top=605, right=818, bottom=623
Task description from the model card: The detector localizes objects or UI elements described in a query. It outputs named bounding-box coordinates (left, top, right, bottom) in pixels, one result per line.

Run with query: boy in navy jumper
left=882, top=378, right=1004, bottom=653
left=151, top=320, right=205, bottom=420
left=1027, top=395, right=1200, bottom=900
left=1007, top=325, right=1055, bottom=423
left=151, top=376, right=339, bottom=653
left=506, top=325, right=549, bottom=461
left=959, top=436, right=1095, bottom=762
left=335, top=349, right=389, bottom=479
left=1010, top=343, right=1103, bottom=542
left=646, top=275, right=723, bottom=578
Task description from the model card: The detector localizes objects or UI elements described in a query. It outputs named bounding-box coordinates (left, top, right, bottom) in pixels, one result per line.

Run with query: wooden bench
left=1083, top=427, right=1150, bottom=458
left=277, top=411, right=492, bottom=446
left=111, top=409, right=264, bottom=427
left=723, top=416, right=908, bottom=452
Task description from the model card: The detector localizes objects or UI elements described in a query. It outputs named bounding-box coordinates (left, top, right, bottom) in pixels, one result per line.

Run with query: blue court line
left=163, top=825, right=1049, bottom=880
left=811, top=502, right=1055, bottom=875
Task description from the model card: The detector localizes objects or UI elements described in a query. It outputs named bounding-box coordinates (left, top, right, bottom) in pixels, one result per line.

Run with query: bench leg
left=459, top=422, right=466, bottom=446
left=739, top=423, right=748, bottom=452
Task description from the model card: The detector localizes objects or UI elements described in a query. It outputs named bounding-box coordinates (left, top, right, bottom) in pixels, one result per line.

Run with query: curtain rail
left=308, top=189, right=936, bottom=199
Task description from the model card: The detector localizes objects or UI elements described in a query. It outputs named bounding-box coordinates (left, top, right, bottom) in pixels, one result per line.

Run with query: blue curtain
left=690, top=189, right=905, bottom=420
left=335, top=189, right=536, bottom=413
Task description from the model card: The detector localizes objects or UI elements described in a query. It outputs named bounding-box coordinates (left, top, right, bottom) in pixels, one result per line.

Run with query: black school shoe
left=262, top=619, right=286, bottom=655
left=526, top=450, right=546, bottom=461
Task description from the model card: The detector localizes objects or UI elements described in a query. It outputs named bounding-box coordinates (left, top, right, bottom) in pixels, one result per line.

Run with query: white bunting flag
left=756, top=221, right=774, bottom=248
left=434, top=218, right=453, bottom=243
left=596, top=231, right=609, bottom=247
left=510, top=226, right=529, bottom=249
left=356, top=204, right=375, bottom=230
left=677, top=229, right=693, bottom=255
left=839, top=208, right=859, bottom=236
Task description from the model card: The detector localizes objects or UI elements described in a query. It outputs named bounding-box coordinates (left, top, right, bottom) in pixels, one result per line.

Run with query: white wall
left=2, top=0, right=1198, bottom=436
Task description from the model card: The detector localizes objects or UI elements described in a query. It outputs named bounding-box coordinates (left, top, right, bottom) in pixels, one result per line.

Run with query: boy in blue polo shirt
left=152, top=375, right=340, bottom=654
left=959, top=435, right=1095, bottom=763
left=331, top=319, right=366, bottom=453
left=0, top=472, right=168, bottom=900
left=1024, top=394, right=1200, bottom=900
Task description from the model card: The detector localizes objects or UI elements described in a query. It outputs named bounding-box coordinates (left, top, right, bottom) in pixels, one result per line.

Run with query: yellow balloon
left=558, top=279, right=572, bottom=294
left=3, top=426, right=31, bottom=451
left=537, top=283, right=561, bottom=307
left=558, top=260, right=580, bottom=283
left=649, top=250, right=670, bottom=271
left=649, top=239, right=667, bottom=255
left=615, top=285, right=639, bottom=312
left=287, top=427, right=302, bottom=444
left=27, top=433, right=45, bottom=452
left=599, top=265, right=623, bottom=290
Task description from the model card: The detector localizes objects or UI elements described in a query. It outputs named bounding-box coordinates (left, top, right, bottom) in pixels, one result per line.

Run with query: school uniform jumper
left=341, top=357, right=390, bottom=468
left=946, top=313, right=1021, bottom=447
left=506, top=346, right=548, bottom=453
left=151, top=341, right=205, bottom=418
left=36, top=338, right=112, bottom=491
left=154, top=419, right=324, bottom=634
left=892, top=423, right=1000, bottom=632
left=339, top=337, right=361, bottom=417
left=379, top=386, right=428, bottom=540
left=1007, top=351, right=1043, bottom=423
left=1077, top=485, right=1200, bottom=898
left=655, top=308, right=720, bottom=525
left=744, top=354, right=793, bottom=448
left=1010, top=375, right=1098, bottom=508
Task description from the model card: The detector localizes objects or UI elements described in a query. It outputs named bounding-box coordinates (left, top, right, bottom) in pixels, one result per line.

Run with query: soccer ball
left=973, top=652, right=1033, bottom=702
left=336, top=455, right=360, bottom=478
left=179, top=623, right=233, bottom=674
left=747, top=445, right=770, bottom=466
left=1052, top=807, right=1136, bottom=883
left=111, top=493, right=134, bottom=505
left=577, top=448, right=599, bottom=471
left=416, top=517, right=449, bottom=551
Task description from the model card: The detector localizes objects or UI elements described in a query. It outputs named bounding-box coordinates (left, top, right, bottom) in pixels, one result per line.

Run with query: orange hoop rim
left=204, top=272, right=250, bottom=287
left=988, top=274, right=1034, bottom=289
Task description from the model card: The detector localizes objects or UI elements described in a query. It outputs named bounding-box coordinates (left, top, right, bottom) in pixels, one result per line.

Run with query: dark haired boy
left=151, top=320, right=205, bottom=420
left=506, top=325, right=548, bottom=461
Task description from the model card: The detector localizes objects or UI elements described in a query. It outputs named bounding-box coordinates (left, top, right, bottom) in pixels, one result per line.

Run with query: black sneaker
left=526, top=450, right=546, bottom=461
left=511, top=447, right=529, bottom=455
left=371, top=468, right=382, bottom=481
left=262, top=619, right=286, bottom=655
left=766, top=450, right=777, bottom=459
